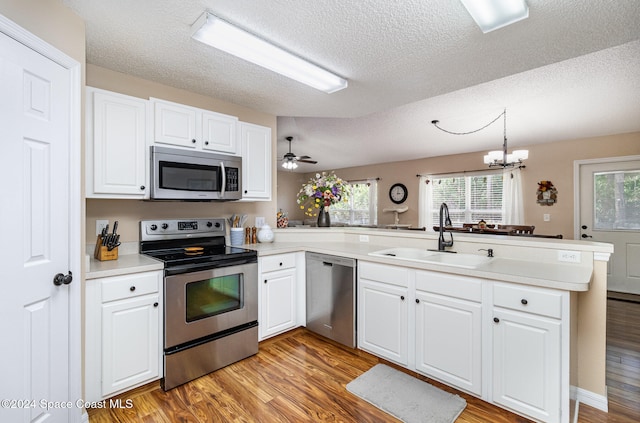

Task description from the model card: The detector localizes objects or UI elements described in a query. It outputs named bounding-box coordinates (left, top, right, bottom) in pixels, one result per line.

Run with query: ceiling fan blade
left=296, top=155, right=312, bottom=160
left=298, top=159, right=317, bottom=164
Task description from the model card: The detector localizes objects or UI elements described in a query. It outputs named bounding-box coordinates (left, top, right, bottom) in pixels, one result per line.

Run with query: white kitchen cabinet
left=86, top=87, right=148, bottom=198
left=85, top=271, right=163, bottom=402
left=358, top=262, right=410, bottom=366
left=259, top=253, right=297, bottom=340
left=492, top=282, right=566, bottom=423
left=152, top=98, right=238, bottom=154
left=414, top=270, right=483, bottom=396
left=240, top=122, right=272, bottom=201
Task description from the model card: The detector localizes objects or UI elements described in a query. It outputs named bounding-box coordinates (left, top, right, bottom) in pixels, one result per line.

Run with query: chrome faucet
left=438, top=202, right=454, bottom=251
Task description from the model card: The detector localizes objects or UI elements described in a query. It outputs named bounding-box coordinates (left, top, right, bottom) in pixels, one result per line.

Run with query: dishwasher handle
left=322, top=261, right=333, bottom=266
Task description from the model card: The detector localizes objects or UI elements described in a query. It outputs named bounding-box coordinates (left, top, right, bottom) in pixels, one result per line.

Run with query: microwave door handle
left=220, top=161, right=226, bottom=198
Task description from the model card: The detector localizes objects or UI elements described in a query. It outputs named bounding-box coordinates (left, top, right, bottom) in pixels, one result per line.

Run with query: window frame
left=427, top=170, right=504, bottom=228
left=330, top=179, right=378, bottom=226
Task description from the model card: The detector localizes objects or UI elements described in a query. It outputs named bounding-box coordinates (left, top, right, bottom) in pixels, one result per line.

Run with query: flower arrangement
left=297, top=172, right=348, bottom=217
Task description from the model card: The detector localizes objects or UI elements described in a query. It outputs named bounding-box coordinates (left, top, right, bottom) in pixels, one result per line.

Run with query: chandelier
left=431, top=108, right=528, bottom=169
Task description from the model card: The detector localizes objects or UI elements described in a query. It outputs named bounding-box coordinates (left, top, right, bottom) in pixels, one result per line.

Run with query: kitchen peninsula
left=247, top=226, right=612, bottom=423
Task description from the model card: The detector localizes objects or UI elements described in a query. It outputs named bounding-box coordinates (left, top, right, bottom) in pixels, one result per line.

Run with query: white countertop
left=245, top=241, right=594, bottom=292
left=86, top=253, right=164, bottom=280
left=84, top=234, right=598, bottom=291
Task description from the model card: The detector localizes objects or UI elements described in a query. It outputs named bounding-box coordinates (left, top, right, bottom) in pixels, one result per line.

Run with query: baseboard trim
left=573, top=386, right=608, bottom=413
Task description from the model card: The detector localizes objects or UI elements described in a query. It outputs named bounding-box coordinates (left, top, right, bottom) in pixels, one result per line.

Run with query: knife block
left=94, top=235, right=118, bottom=261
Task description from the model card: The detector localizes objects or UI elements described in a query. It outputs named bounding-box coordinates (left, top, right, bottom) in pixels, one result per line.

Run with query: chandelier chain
left=431, top=109, right=506, bottom=136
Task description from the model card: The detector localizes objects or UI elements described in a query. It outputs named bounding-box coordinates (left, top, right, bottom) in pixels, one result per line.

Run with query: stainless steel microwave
left=150, top=146, right=242, bottom=201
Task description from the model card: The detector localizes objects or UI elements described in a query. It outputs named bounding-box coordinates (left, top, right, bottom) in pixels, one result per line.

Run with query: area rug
left=346, top=364, right=466, bottom=423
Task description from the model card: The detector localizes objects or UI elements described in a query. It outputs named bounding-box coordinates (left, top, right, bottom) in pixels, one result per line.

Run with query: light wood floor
left=88, top=320, right=639, bottom=422
left=604, top=294, right=640, bottom=419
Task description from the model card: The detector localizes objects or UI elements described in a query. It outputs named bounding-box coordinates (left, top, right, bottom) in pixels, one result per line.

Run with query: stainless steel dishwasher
left=305, top=252, right=356, bottom=348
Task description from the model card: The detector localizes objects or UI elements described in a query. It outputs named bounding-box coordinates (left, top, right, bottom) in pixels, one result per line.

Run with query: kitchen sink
left=368, top=247, right=493, bottom=269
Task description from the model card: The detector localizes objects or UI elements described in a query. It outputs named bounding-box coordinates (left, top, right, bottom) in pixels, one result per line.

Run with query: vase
left=317, top=206, right=331, bottom=227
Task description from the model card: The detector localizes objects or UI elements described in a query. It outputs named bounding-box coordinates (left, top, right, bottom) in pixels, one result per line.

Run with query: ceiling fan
left=281, top=136, right=317, bottom=169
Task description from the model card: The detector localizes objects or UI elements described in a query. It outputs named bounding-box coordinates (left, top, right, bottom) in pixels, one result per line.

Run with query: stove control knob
left=161, top=223, right=169, bottom=230
left=206, top=221, right=213, bottom=228
left=215, top=222, right=221, bottom=228
left=150, top=224, right=157, bottom=231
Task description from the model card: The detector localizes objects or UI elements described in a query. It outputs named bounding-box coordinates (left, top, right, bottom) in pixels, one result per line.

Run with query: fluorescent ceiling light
left=460, top=0, right=529, bottom=33
left=191, top=11, right=348, bottom=93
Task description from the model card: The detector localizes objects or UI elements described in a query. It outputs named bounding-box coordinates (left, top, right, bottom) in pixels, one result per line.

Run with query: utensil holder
left=230, top=228, right=244, bottom=246
left=94, top=235, right=118, bottom=261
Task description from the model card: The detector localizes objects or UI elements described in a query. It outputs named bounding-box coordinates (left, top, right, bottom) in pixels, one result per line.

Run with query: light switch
left=543, top=214, right=551, bottom=222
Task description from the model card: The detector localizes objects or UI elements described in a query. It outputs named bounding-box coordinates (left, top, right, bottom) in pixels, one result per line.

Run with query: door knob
left=581, top=225, right=588, bottom=230
left=53, top=271, right=73, bottom=286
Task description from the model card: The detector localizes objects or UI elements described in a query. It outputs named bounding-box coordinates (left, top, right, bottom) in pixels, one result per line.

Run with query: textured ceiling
left=63, top=0, right=640, bottom=171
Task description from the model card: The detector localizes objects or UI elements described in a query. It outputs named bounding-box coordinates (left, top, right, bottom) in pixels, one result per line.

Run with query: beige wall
left=0, top=0, right=85, bottom=66
left=279, top=132, right=640, bottom=238
left=85, top=65, right=278, bottom=244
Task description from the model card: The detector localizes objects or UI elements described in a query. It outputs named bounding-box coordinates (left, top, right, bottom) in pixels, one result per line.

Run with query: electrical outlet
left=543, top=214, right=551, bottom=222
left=359, top=235, right=369, bottom=242
left=255, top=216, right=265, bottom=227
left=558, top=250, right=581, bottom=263
left=96, top=219, right=109, bottom=236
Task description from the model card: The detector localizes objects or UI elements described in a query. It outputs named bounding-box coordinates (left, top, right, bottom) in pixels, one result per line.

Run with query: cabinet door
left=415, top=291, right=482, bottom=395
left=88, top=88, right=147, bottom=197
left=102, top=294, right=160, bottom=397
left=153, top=99, right=198, bottom=148
left=202, top=111, right=238, bottom=154
left=261, top=268, right=296, bottom=339
left=358, top=279, right=409, bottom=366
left=240, top=122, right=272, bottom=200
left=492, top=308, right=561, bottom=423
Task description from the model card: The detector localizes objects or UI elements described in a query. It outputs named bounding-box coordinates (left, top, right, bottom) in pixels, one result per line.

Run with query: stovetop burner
left=139, top=218, right=257, bottom=275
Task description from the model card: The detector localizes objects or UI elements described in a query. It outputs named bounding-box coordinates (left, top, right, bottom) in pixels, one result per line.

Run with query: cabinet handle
left=244, top=190, right=248, bottom=194
left=521, top=299, right=528, bottom=305
left=153, top=302, right=159, bottom=307
left=140, top=185, right=145, bottom=190
left=192, top=139, right=197, bottom=144
left=415, top=299, right=420, bottom=304
left=279, top=262, right=283, bottom=266
left=205, top=141, right=209, bottom=145
left=130, top=286, right=136, bottom=292
left=493, top=317, right=500, bottom=323
left=400, top=296, right=405, bottom=301
left=264, top=279, right=267, bottom=284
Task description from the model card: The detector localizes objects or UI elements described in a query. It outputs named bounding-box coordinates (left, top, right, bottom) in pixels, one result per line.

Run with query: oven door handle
left=220, top=161, right=226, bottom=199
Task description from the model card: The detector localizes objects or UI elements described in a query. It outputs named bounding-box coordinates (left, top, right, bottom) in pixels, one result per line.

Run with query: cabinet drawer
left=415, top=270, right=482, bottom=302
left=102, top=272, right=160, bottom=303
left=359, top=261, right=408, bottom=287
left=493, top=283, right=562, bottom=319
left=261, top=253, right=296, bottom=273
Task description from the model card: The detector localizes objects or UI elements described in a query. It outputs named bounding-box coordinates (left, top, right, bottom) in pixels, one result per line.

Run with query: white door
left=0, top=29, right=75, bottom=422
left=578, top=157, right=640, bottom=294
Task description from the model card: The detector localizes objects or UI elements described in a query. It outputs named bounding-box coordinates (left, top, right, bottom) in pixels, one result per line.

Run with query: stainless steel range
left=140, top=218, right=258, bottom=390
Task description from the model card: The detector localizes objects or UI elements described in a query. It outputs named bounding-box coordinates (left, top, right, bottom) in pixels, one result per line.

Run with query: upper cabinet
left=151, top=98, right=238, bottom=155
left=86, top=87, right=149, bottom=199
left=85, top=89, right=273, bottom=202
left=240, top=122, right=272, bottom=201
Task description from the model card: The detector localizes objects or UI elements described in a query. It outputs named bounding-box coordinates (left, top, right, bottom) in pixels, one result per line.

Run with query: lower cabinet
left=414, top=270, right=483, bottom=396
left=491, top=282, right=565, bottom=423
left=85, top=271, right=163, bottom=403
left=358, top=277, right=410, bottom=366
left=259, top=253, right=299, bottom=340
left=357, top=261, right=569, bottom=423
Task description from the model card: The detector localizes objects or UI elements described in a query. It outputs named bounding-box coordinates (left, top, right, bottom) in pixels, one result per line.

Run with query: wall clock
left=389, top=183, right=408, bottom=204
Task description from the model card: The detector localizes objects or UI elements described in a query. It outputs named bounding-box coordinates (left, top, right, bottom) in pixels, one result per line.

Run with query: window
left=429, top=173, right=504, bottom=226
left=594, top=170, right=640, bottom=230
left=331, top=179, right=378, bottom=225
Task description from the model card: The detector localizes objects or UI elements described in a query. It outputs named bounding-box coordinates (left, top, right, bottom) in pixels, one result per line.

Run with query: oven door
left=164, top=262, right=257, bottom=349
